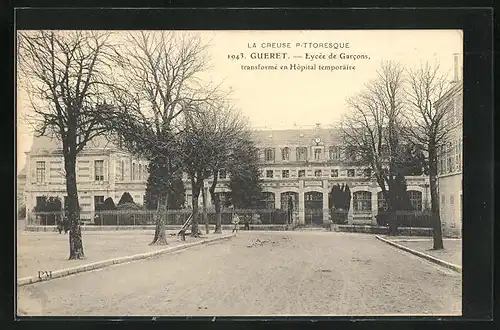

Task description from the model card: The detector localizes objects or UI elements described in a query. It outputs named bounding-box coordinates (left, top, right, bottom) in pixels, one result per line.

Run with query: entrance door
left=304, top=191, right=323, bottom=225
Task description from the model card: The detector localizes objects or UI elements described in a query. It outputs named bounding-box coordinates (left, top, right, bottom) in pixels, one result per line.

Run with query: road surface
left=17, top=231, right=461, bottom=316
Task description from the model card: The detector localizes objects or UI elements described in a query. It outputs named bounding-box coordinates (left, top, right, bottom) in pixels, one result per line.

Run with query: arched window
left=408, top=190, right=423, bottom=211
left=261, top=192, right=275, bottom=209
left=353, top=191, right=372, bottom=212
left=281, top=147, right=290, bottom=161
left=281, top=192, right=299, bottom=210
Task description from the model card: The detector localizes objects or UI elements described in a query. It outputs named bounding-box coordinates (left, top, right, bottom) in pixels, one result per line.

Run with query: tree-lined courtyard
left=18, top=30, right=262, bottom=256
left=341, top=60, right=456, bottom=249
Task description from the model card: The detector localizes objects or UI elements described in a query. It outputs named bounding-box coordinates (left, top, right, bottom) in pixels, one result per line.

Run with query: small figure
left=244, top=216, right=250, bottom=231
left=56, top=219, right=63, bottom=234
left=231, top=210, right=240, bottom=233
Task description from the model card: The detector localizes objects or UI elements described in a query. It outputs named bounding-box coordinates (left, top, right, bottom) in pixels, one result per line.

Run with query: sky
left=16, top=29, right=463, bottom=174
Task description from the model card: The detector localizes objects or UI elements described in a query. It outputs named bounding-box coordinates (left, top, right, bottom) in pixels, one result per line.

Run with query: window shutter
left=30, top=160, right=36, bottom=184
left=90, top=160, right=95, bottom=182
left=104, top=159, right=109, bottom=182
left=115, top=158, right=121, bottom=181
left=42, top=161, right=48, bottom=184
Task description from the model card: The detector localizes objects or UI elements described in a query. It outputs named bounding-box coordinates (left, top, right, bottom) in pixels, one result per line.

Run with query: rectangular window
left=36, top=161, right=45, bottom=183
left=132, top=162, right=136, bottom=180
left=296, top=147, right=307, bottom=161
left=314, top=169, right=322, bottom=177
left=353, top=191, right=372, bottom=211
left=219, top=169, right=227, bottom=179
left=36, top=196, right=45, bottom=208
left=450, top=194, right=454, bottom=205
left=138, top=164, right=142, bottom=180
left=408, top=191, right=423, bottom=211
left=266, top=170, right=273, bottom=178
left=282, top=170, right=289, bottom=178
left=314, top=148, right=322, bottom=161
left=121, top=160, right=125, bottom=180
left=347, top=169, right=355, bottom=177
left=364, top=168, right=372, bottom=177
left=331, top=169, right=339, bottom=177
left=94, top=196, right=105, bottom=210
left=298, top=169, right=306, bottom=178
left=95, top=160, right=104, bottom=181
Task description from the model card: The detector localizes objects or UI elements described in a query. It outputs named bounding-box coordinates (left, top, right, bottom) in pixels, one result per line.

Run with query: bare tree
left=403, top=62, right=456, bottom=250
left=204, top=104, right=248, bottom=234
left=341, top=61, right=407, bottom=235
left=178, top=102, right=246, bottom=236
left=18, top=30, right=120, bottom=259
left=111, top=31, right=219, bottom=245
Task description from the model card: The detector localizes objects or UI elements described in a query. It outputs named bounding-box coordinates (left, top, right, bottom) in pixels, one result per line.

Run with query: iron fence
left=26, top=208, right=298, bottom=226
left=376, top=210, right=434, bottom=228
left=26, top=211, right=64, bottom=226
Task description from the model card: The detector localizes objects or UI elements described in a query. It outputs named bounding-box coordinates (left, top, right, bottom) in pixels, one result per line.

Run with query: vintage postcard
left=16, top=29, right=463, bottom=317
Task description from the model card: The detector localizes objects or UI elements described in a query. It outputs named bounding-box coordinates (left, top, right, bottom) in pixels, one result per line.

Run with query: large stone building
left=23, top=136, right=148, bottom=221
left=186, top=124, right=431, bottom=226
left=436, top=81, right=463, bottom=238
left=22, top=126, right=431, bottom=226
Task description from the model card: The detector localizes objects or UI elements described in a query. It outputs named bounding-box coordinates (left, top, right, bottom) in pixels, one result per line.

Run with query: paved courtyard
left=17, top=230, right=220, bottom=279
left=17, top=231, right=461, bottom=316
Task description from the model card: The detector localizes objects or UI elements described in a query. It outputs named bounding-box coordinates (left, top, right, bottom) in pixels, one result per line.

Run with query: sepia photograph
left=16, top=29, right=463, bottom=317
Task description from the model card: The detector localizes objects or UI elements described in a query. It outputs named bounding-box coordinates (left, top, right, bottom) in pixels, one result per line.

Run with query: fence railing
left=27, top=209, right=299, bottom=226
left=376, top=211, right=434, bottom=228
left=26, top=211, right=64, bottom=226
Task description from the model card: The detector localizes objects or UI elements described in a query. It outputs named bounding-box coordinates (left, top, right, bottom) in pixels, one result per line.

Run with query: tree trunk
left=65, top=154, right=85, bottom=260
left=382, top=186, right=397, bottom=236
left=150, top=194, right=168, bottom=245
left=209, top=170, right=222, bottom=234
left=202, top=187, right=208, bottom=234
left=428, top=145, right=444, bottom=249
left=191, top=178, right=200, bottom=237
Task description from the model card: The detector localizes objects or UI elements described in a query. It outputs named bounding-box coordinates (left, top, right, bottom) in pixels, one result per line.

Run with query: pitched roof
left=250, top=126, right=343, bottom=147
left=17, top=166, right=26, bottom=178
left=29, top=135, right=118, bottom=153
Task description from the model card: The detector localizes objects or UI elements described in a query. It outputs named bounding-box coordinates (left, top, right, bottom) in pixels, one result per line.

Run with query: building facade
left=436, top=81, right=463, bottom=238
left=188, top=125, right=431, bottom=226
left=23, top=126, right=432, bottom=227
left=24, top=136, right=148, bottom=221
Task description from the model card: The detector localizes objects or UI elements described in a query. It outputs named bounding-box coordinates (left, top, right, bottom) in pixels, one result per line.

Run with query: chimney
left=453, top=53, right=459, bottom=82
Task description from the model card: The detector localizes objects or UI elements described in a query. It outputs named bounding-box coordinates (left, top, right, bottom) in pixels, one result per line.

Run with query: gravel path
left=17, top=231, right=461, bottom=316
left=17, top=230, right=219, bottom=279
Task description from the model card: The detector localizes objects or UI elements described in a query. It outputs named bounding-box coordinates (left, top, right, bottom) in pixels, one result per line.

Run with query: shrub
left=118, top=192, right=134, bottom=206
left=331, top=209, right=348, bottom=224
left=17, top=205, right=26, bottom=219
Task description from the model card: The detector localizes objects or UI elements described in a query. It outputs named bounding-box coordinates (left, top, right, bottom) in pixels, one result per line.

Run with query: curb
left=17, top=234, right=235, bottom=287
left=375, top=235, right=462, bottom=273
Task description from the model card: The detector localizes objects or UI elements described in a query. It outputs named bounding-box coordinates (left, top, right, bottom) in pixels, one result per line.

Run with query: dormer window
left=281, top=147, right=290, bottom=161
left=264, top=148, right=275, bottom=162
left=314, top=148, right=322, bottom=161
left=296, top=147, right=307, bottom=161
